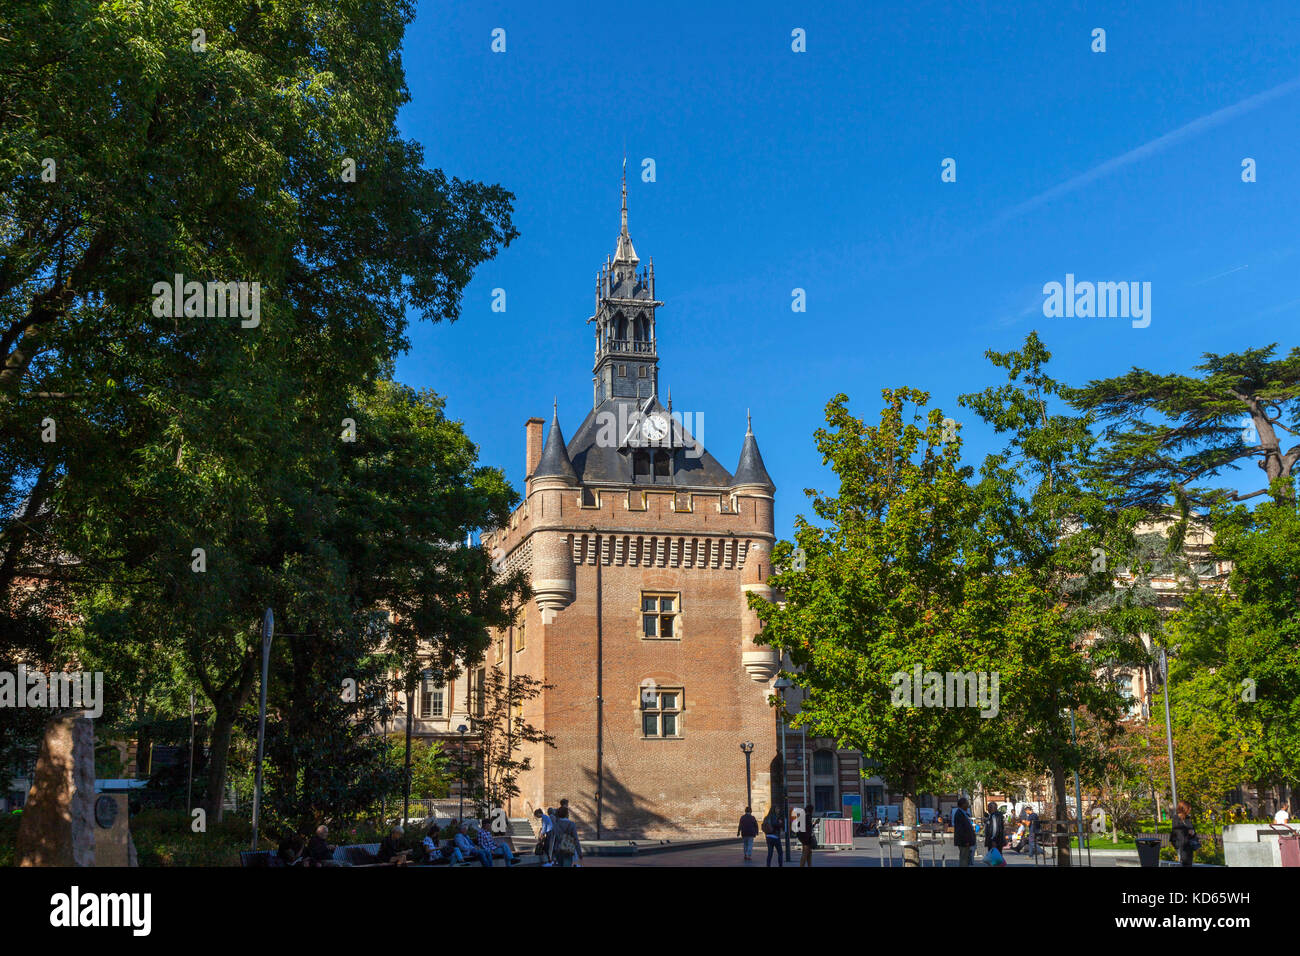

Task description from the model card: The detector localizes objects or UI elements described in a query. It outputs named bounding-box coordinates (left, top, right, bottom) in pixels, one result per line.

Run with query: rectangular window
left=467, top=668, right=486, bottom=718
left=638, top=365, right=648, bottom=378
left=618, top=364, right=626, bottom=377
left=515, top=618, right=526, bottom=652
left=495, top=637, right=504, bottom=663
left=420, top=681, right=444, bottom=718
left=641, top=592, right=679, bottom=639
left=641, top=688, right=682, bottom=738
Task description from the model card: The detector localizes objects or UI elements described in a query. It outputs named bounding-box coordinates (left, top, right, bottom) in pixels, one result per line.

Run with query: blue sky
left=394, top=0, right=1300, bottom=537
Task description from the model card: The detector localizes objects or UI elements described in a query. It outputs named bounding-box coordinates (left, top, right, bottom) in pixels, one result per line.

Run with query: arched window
left=614, top=313, right=628, bottom=341
left=634, top=315, right=649, bottom=341
left=633, top=450, right=650, bottom=477
left=653, top=450, right=670, bottom=477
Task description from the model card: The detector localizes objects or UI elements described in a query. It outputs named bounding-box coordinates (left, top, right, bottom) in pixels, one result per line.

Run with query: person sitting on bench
left=377, top=826, right=411, bottom=865
left=307, top=824, right=335, bottom=865
left=476, top=817, right=515, bottom=866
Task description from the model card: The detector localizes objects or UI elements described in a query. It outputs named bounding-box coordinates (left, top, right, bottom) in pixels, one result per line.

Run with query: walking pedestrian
left=1172, top=801, right=1199, bottom=867
left=737, top=806, right=759, bottom=862
left=551, top=805, right=582, bottom=867
left=797, top=805, right=817, bottom=867
left=533, top=807, right=554, bottom=864
left=984, top=801, right=1006, bottom=854
left=952, top=797, right=976, bottom=866
left=761, top=805, right=784, bottom=867
left=1024, top=803, right=1039, bottom=857
left=558, top=798, right=581, bottom=866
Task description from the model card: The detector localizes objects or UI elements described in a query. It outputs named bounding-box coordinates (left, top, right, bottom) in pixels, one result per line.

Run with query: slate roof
left=566, top=396, right=736, bottom=488
left=732, top=419, right=775, bottom=491
left=533, top=406, right=579, bottom=483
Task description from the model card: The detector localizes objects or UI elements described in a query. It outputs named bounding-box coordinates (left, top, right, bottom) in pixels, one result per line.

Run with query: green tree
left=1, top=0, right=516, bottom=622
left=3, top=0, right=518, bottom=821
left=959, top=332, right=1149, bottom=863
left=752, top=388, right=1021, bottom=867
left=382, top=737, right=450, bottom=807
left=1067, top=345, right=1300, bottom=511
left=1165, top=482, right=1300, bottom=796
left=340, top=381, right=530, bottom=823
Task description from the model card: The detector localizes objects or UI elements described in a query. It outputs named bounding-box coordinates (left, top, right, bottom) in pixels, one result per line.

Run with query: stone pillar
left=16, top=712, right=96, bottom=867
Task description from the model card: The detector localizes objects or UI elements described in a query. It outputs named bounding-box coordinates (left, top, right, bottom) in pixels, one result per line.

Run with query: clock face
left=641, top=413, right=669, bottom=442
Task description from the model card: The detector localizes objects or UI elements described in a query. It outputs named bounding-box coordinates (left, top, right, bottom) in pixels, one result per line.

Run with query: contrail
left=993, top=74, right=1300, bottom=227
left=1192, top=264, right=1249, bottom=285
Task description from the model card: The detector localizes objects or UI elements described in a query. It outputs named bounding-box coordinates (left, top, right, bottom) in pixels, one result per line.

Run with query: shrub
left=131, top=809, right=256, bottom=867
left=0, top=812, right=20, bottom=867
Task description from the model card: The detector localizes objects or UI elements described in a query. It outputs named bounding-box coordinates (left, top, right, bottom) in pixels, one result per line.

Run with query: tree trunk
left=1052, top=762, right=1071, bottom=866
left=203, top=703, right=238, bottom=824
left=199, top=656, right=258, bottom=824
left=901, top=774, right=920, bottom=868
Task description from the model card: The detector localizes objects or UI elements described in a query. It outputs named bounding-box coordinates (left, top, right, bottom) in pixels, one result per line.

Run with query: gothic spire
left=613, top=157, right=639, bottom=265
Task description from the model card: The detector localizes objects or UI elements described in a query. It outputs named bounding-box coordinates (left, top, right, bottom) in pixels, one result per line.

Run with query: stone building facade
left=476, top=176, right=789, bottom=838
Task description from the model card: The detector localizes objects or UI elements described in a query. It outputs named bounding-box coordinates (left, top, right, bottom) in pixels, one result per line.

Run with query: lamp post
left=774, top=678, right=793, bottom=861
left=1069, top=706, right=1089, bottom=866
left=457, top=724, right=469, bottom=822
left=1159, top=648, right=1179, bottom=816
left=401, top=667, right=429, bottom=826
left=250, top=608, right=273, bottom=851
left=740, top=741, right=754, bottom=809
left=186, top=688, right=195, bottom=817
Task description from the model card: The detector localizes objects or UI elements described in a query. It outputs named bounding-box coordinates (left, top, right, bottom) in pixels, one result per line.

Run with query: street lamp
left=740, top=741, right=754, bottom=810
left=251, top=608, right=274, bottom=852
left=774, top=678, right=793, bottom=862
left=402, top=667, right=431, bottom=826
left=1159, top=648, right=1179, bottom=818
left=457, top=724, right=469, bottom=822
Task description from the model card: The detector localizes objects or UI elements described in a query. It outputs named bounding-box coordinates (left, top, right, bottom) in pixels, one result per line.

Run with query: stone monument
left=16, top=712, right=97, bottom=866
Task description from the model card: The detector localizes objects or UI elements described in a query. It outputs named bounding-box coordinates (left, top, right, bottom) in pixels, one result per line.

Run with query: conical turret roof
left=534, top=402, right=579, bottom=484
left=733, top=412, right=774, bottom=491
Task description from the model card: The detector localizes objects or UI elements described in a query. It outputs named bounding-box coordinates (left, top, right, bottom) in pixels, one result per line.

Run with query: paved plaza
left=582, top=837, right=1138, bottom=867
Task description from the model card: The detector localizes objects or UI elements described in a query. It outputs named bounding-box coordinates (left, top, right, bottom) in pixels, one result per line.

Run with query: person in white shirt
left=534, top=807, right=555, bottom=864
left=1275, top=803, right=1290, bottom=825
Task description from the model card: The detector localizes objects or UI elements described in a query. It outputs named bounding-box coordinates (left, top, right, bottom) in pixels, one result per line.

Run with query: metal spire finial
left=620, top=156, right=629, bottom=236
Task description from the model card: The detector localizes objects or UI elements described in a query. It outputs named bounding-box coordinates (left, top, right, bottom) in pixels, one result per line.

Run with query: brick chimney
left=525, top=417, right=545, bottom=489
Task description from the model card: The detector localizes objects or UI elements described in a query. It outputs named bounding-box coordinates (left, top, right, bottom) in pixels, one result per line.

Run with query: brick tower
left=483, top=171, right=782, bottom=838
